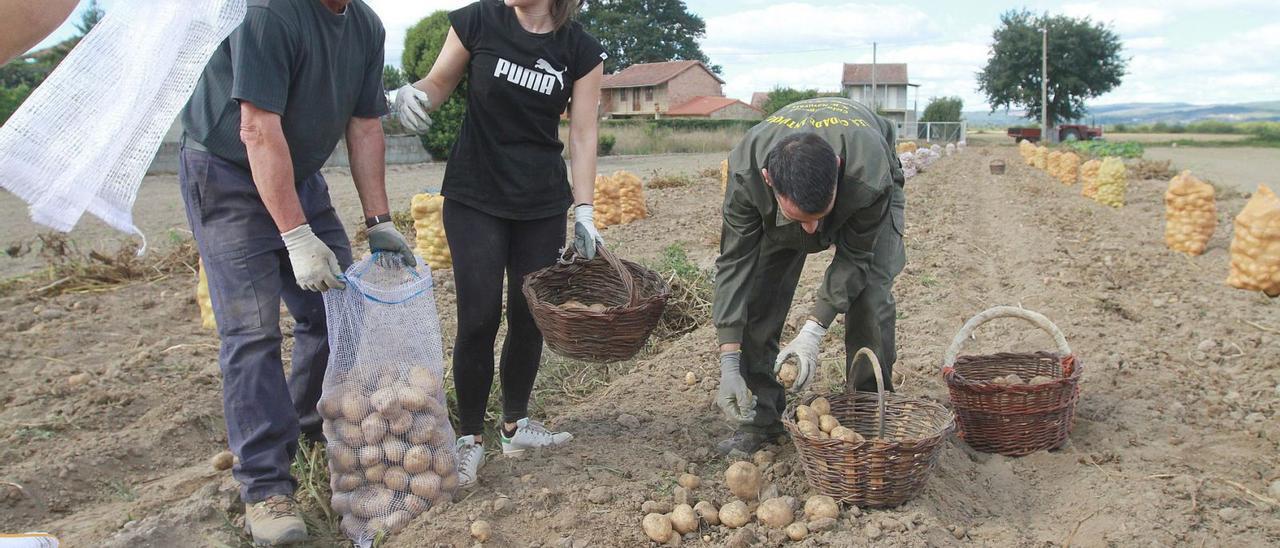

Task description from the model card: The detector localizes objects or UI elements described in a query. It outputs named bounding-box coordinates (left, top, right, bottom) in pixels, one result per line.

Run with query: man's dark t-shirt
left=442, top=0, right=606, bottom=220
left=182, top=0, right=388, bottom=180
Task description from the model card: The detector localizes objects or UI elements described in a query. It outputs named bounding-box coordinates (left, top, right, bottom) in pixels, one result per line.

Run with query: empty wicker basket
left=942, top=306, right=1082, bottom=456
left=522, top=245, right=669, bottom=363
left=783, top=348, right=955, bottom=508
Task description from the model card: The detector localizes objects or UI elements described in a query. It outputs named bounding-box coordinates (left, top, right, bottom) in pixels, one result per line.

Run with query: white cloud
left=364, top=0, right=467, bottom=66
left=1060, top=3, right=1170, bottom=34
left=704, top=3, right=935, bottom=55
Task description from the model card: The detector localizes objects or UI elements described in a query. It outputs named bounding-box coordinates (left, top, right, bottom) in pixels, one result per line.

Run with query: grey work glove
left=572, top=204, right=604, bottom=260
left=775, top=319, right=827, bottom=392
left=394, top=83, right=433, bottom=134
left=366, top=221, right=417, bottom=267
left=282, top=223, right=344, bottom=292
left=716, top=351, right=757, bottom=424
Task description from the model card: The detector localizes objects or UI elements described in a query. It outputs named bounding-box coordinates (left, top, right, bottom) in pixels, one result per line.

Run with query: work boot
left=715, top=430, right=785, bottom=457
left=244, top=495, right=307, bottom=545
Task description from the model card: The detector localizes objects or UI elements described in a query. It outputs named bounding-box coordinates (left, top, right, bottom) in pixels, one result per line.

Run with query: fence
left=898, top=121, right=967, bottom=144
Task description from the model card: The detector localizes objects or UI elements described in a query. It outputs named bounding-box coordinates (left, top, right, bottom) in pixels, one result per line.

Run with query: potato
left=352, top=488, right=392, bottom=518
left=367, top=516, right=389, bottom=535
left=725, top=461, right=762, bottom=501
left=796, top=420, right=821, bottom=439
left=786, top=522, right=809, bottom=541
left=677, top=473, right=701, bottom=490
left=432, top=448, right=456, bottom=475
left=358, top=445, right=384, bottom=468
left=336, top=421, right=365, bottom=447
left=427, top=426, right=451, bottom=447
left=340, top=516, right=367, bottom=538
left=809, top=397, right=831, bottom=416
left=804, top=495, right=839, bottom=520
left=403, top=446, right=432, bottom=474
left=399, top=387, right=431, bottom=412
left=340, top=392, right=371, bottom=422
left=1028, top=375, right=1055, bottom=385
left=211, top=450, right=234, bottom=471
left=439, top=472, right=459, bottom=497
left=671, top=504, right=698, bottom=534
left=383, top=465, right=410, bottom=492
left=684, top=372, right=697, bottom=386
left=642, top=513, right=673, bottom=542
left=333, top=473, right=363, bottom=492
left=794, top=405, right=817, bottom=423
left=364, top=463, right=387, bottom=484
left=330, top=492, right=353, bottom=515
left=361, top=413, right=389, bottom=445
left=830, top=426, right=864, bottom=444
left=777, top=362, right=798, bottom=388
left=694, top=501, right=719, bottom=526
left=756, top=497, right=794, bottom=528
left=410, top=472, right=442, bottom=500
left=471, top=519, right=493, bottom=542
left=371, top=387, right=403, bottom=418
left=317, top=395, right=343, bottom=421
left=719, top=500, right=751, bottom=528
left=387, top=412, right=414, bottom=436
left=403, top=494, right=429, bottom=515
left=386, top=510, right=412, bottom=534
left=383, top=439, right=409, bottom=463
left=818, top=415, right=840, bottom=434
left=407, top=414, right=437, bottom=445
left=408, top=368, right=441, bottom=394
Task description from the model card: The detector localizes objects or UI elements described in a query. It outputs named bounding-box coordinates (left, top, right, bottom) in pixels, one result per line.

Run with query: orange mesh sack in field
left=1164, top=171, right=1217, bottom=256
left=410, top=194, right=451, bottom=269
left=1080, top=159, right=1102, bottom=199
left=1047, top=150, right=1064, bottom=178
left=1094, top=157, right=1127, bottom=208
left=197, top=259, right=216, bottom=331
left=1032, top=146, right=1048, bottom=170
left=614, top=170, right=647, bottom=224
left=897, top=141, right=919, bottom=154
left=1019, top=140, right=1037, bottom=164
left=593, top=174, right=622, bottom=228
left=720, top=159, right=729, bottom=193
left=1057, top=152, right=1080, bottom=185
left=1226, top=184, right=1280, bottom=296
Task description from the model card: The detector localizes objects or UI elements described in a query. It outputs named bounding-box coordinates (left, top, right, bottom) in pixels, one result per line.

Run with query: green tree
left=382, top=65, right=407, bottom=91
left=920, top=96, right=963, bottom=122
left=578, top=0, right=719, bottom=74
left=402, top=11, right=467, bottom=159
left=76, top=0, right=106, bottom=35
left=760, top=87, right=821, bottom=115
left=977, top=10, right=1126, bottom=127
left=0, top=84, right=32, bottom=124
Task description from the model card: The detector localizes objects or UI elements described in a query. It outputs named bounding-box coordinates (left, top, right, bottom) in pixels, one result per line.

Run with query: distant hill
left=964, top=101, right=1280, bottom=128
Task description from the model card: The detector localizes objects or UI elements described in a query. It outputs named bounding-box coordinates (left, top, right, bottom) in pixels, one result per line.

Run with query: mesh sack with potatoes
left=1164, top=171, right=1217, bottom=256
left=1093, top=157, right=1127, bottom=207
left=1226, top=184, right=1280, bottom=296
left=1079, top=159, right=1102, bottom=199
left=410, top=193, right=451, bottom=270
left=1019, top=140, right=1037, bottom=164
left=783, top=348, right=954, bottom=508
left=319, top=255, right=458, bottom=543
left=942, top=306, right=1083, bottom=457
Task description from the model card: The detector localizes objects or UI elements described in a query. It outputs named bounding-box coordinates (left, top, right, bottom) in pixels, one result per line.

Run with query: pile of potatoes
left=896, top=141, right=919, bottom=155
left=318, top=365, right=458, bottom=539
left=639, top=460, right=846, bottom=544
left=792, top=397, right=864, bottom=444
left=1018, top=140, right=1037, bottom=164
left=989, top=373, right=1055, bottom=386
left=1226, top=184, right=1280, bottom=296
left=1031, top=146, right=1048, bottom=170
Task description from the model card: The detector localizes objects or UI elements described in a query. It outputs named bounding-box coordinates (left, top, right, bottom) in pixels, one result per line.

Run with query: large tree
left=578, top=0, right=718, bottom=74
left=760, top=87, right=825, bottom=115
left=920, top=96, right=963, bottom=123
left=977, top=10, right=1126, bottom=127
left=402, top=11, right=467, bottom=160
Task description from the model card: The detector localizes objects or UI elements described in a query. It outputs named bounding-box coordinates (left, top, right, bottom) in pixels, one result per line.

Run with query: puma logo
left=534, top=58, right=566, bottom=90
left=493, top=57, right=565, bottom=96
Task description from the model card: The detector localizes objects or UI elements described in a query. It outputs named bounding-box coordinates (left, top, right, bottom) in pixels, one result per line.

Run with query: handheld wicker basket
left=989, top=159, right=1007, bottom=174
left=783, top=348, right=955, bottom=508
left=522, top=245, right=669, bottom=363
left=942, top=306, right=1082, bottom=456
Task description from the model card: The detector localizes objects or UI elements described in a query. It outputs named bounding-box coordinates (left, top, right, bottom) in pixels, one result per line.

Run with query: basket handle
left=596, top=244, right=638, bottom=307
left=846, top=347, right=886, bottom=439
left=942, top=306, right=1071, bottom=369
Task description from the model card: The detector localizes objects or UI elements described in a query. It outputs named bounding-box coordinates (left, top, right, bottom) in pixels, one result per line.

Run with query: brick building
left=600, top=60, right=736, bottom=118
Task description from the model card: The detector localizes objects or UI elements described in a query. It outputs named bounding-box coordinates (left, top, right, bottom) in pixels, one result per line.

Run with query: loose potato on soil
left=471, top=519, right=493, bottom=542
left=677, top=473, right=701, bottom=490
left=804, top=495, right=839, bottom=520
left=210, top=450, right=234, bottom=471
left=756, top=497, right=794, bottom=528
left=642, top=513, right=673, bottom=542
left=725, top=461, right=762, bottom=501
left=786, top=522, right=809, bottom=541
left=671, top=503, right=698, bottom=534
left=719, top=500, right=751, bottom=528
left=694, top=501, right=719, bottom=525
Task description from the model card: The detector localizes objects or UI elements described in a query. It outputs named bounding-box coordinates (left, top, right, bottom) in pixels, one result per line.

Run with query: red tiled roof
left=601, top=60, right=725, bottom=89
left=842, top=63, right=909, bottom=85
left=665, top=96, right=763, bottom=116
left=750, top=92, right=770, bottom=109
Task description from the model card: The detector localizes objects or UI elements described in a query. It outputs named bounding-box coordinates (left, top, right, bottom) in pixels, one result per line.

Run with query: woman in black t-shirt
left=392, top=0, right=605, bottom=489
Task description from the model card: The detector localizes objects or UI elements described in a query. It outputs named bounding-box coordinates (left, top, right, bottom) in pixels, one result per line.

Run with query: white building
left=841, top=63, right=919, bottom=126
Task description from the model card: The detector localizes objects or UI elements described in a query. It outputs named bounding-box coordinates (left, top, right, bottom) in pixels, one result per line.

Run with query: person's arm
left=568, top=63, right=603, bottom=206
left=0, top=0, right=78, bottom=64
left=346, top=116, right=388, bottom=219
left=713, top=174, right=764, bottom=353
left=810, top=191, right=891, bottom=327
left=414, top=28, right=469, bottom=112
left=240, top=102, right=303, bottom=231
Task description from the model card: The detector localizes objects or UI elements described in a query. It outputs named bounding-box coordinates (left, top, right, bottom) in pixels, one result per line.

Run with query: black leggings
left=443, top=199, right=566, bottom=436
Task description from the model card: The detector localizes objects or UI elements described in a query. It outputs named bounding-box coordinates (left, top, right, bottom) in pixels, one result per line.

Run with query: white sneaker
left=456, top=435, right=485, bottom=489
left=500, top=418, right=573, bottom=455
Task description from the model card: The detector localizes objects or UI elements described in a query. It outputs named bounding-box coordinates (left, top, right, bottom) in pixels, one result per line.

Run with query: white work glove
left=775, top=319, right=827, bottom=392
left=573, top=204, right=604, bottom=260
left=366, top=221, right=417, bottom=267
left=716, top=351, right=756, bottom=424
left=393, top=83, right=433, bottom=134
left=282, top=224, right=344, bottom=292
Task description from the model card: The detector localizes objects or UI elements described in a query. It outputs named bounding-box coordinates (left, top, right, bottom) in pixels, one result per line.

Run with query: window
left=645, top=87, right=654, bottom=101
left=620, top=89, right=628, bottom=102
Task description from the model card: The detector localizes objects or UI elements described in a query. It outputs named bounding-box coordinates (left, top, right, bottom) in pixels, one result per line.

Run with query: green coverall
left=713, top=97, right=906, bottom=435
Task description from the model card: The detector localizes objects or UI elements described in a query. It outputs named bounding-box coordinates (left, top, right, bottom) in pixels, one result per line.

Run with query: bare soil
left=1, top=147, right=1277, bottom=547
left=1142, top=146, right=1280, bottom=195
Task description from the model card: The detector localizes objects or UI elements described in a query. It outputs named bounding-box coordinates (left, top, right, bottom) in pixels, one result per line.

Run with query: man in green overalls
left=712, top=97, right=906, bottom=455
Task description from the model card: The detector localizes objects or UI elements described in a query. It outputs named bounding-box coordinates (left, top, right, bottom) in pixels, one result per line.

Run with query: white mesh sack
left=0, top=0, right=245, bottom=237
left=898, top=152, right=918, bottom=179
left=319, top=255, right=458, bottom=546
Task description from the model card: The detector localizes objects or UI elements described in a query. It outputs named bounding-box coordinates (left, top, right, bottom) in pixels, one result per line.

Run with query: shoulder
left=244, top=0, right=303, bottom=33
left=349, top=0, right=386, bottom=35
left=452, top=0, right=495, bottom=19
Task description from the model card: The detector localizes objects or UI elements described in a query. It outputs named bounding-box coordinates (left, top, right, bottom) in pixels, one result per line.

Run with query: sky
left=36, top=0, right=1280, bottom=113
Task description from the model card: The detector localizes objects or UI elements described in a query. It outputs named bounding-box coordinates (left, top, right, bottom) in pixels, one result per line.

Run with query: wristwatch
left=365, top=213, right=392, bottom=228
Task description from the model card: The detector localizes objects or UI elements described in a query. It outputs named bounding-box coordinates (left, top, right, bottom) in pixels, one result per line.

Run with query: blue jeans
left=179, top=145, right=352, bottom=503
